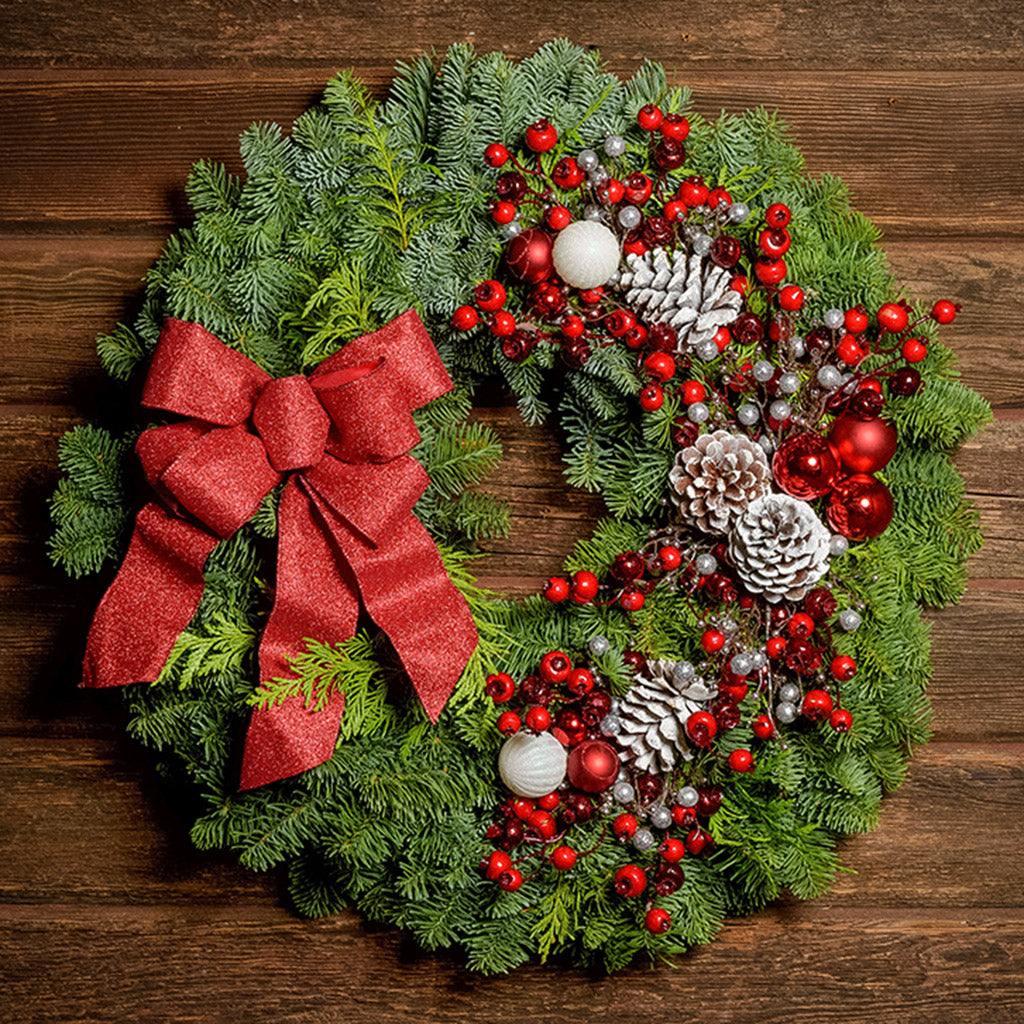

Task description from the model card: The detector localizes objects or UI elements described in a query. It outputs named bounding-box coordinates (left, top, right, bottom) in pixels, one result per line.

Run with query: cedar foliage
left=48, top=42, right=989, bottom=973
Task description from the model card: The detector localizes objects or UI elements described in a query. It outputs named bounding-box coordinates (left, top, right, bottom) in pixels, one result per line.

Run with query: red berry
left=644, top=352, right=677, bottom=382
left=614, top=864, right=647, bottom=897
left=877, top=302, right=909, bottom=333
left=546, top=205, right=571, bottom=231
left=685, top=828, right=713, bottom=855
left=571, top=570, right=599, bottom=603
left=619, top=588, right=645, bottom=612
left=845, top=306, right=869, bottom=333
left=490, top=311, right=516, bottom=336
left=829, top=707, right=854, bottom=732
left=932, top=299, right=957, bottom=324
left=730, top=274, right=749, bottom=295
left=511, top=798, right=534, bottom=819
left=766, top=636, right=787, bottom=658
left=606, top=309, right=638, bottom=337
left=536, top=791, right=560, bottom=811
left=601, top=178, right=625, bottom=205
left=752, top=714, right=775, bottom=740
left=759, top=227, right=791, bottom=257
left=701, top=629, right=726, bottom=653
left=525, top=706, right=552, bottom=732
left=663, top=199, right=687, bottom=222
left=801, top=689, right=835, bottom=721
left=681, top=379, right=707, bottom=404
left=660, top=113, right=690, bottom=141
left=658, top=545, right=682, bottom=570
left=637, top=104, right=664, bottom=131
left=498, top=867, right=523, bottom=891
left=902, top=337, right=928, bottom=363
left=485, top=850, right=512, bottom=880
left=551, top=157, right=585, bottom=189
left=566, top=667, right=595, bottom=696
left=623, top=173, right=653, bottom=206
left=787, top=612, right=815, bottom=639
left=764, top=203, right=791, bottom=228
left=539, top=651, right=572, bottom=684
left=484, top=143, right=509, bottom=168
left=755, top=257, right=787, bottom=285
left=677, top=177, right=708, bottom=207
left=685, top=710, right=718, bottom=747
left=639, top=382, right=664, bottom=411
left=579, top=287, right=603, bottom=304
left=497, top=711, right=521, bottom=735
left=713, top=325, right=732, bottom=352
left=778, top=284, right=804, bottom=311
left=551, top=845, right=577, bottom=870
left=706, top=187, right=732, bottom=210
left=728, top=748, right=754, bottom=773
left=452, top=305, right=479, bottom=331
left=645, top=908, right=672, bottom=934
left=837, top=334, right=866, bottom=366
left=830, top=655, right=857, bottom=681
left=525, top=118, right=558, bottom=152
left=544, top=576, right=570, bottom=602
left=561, top=314, right=585, bottom=339
left=613, top=813, right=638, bottom=839
left=660, top=838, right=686, bottom=863
left=491, top=201, right=517, bottom=225
left=527, top=808, right=556, bottom=839
left=860, top=376, right=882, bottom=393
left=485, top=673, right=516, bottom=703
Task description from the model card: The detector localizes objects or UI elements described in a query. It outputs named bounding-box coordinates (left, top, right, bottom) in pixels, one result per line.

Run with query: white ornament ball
left=497, top=731, right=567, bottom=798
left=551, top=220, right=621, bottom=289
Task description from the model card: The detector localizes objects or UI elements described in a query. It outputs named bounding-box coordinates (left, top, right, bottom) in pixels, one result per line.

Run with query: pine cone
left=614, top=660, right=717, bottom=773
left=727, top=494, right=831, bottom=603
left=617, top=247, right=742, bottom=352
left=669, top=430, right=772, bottom=534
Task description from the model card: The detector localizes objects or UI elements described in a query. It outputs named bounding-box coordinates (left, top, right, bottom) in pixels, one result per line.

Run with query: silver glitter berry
left=737, top=402, right=760, bottom=426
left=757, top=435, right=775, bottom=455
left=789, top=335, right=807, bottom=359
left=649, top=805, right=673, bottom=830
left=753, top=360, right=775, bottom=382
left=672, top=662, right=695, bottom=684
left=577, top=149, right=599, bottom=172
left=677, top=786, right=699, bottom=807
left=613, top=781, right=636, bottom=804
left=696, top=340, right=719, bottom=362
left=817, top=365, right=842, bottom=389
left=779, top=683, right=802, bottom=704
left=769, top=399, right=792, bottom=421
left=604, top=134, right=627, bottom=157
left=588, top=634, right=610, bottom=656
left=589, top=165, right=610, bottom=185
left=600, top=713, right=622, bottom=735
left=584, top=204, right=604, bottom=222
left=776, top=700, right=798, bottom=723
left=687, top=401, right=710, bottom=423
left=830, top=534, right=849, bottom=556
left=750, top=650, right=768, bottom=670
left=839, top=609, right=862, bottom=632
left=823, top=308, right=844, bottom=329
left=617, top=204, right=642, bottom=230
left=692, top=233, right=713, bottom=256
left=632, top=828, right=655, bottom=852
left=696, top=553, right=717, bottom=575
left=778, top=372, right=800, bottom=394
left=730, top=652, right=754, bottom=675
left=500, top=221, right=522, bottom=241
left=728, top=201, right=750, bottom=224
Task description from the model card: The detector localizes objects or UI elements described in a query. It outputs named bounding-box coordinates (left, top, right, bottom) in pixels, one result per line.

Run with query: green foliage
left=46, top=40, right=988, bottom=974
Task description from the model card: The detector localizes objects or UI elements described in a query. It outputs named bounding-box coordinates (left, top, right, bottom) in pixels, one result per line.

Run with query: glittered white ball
left=551, top=220, right=621, bottom=290
left=497, top=731, right=567, bottom=798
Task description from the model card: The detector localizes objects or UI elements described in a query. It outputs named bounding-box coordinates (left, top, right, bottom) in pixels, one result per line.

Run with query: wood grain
left=2, top=2, right=1023, bottom=1020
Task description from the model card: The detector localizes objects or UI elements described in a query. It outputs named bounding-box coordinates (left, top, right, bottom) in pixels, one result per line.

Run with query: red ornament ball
left=752, top=714, right=775, bottom=740
left=660, top=838, right=686, bottom=863
left=932, top=299, right=958, bottom=324
left=639, top=382, right=664, bottom=411
left=485, top=850, right=512, bottom=880
left=830, top=655, right=857, bottom=681
left=539, top=651, right=572, bottom=684
left=902, top=337, right=928, bottom=363
left=701, top=629, right=726, bottom=654
left=661, top=113, right=690, bottom=141
left=505, top=228, right=554, bottom=283
left=566, top=667, right=595, bottom=696
left=827, top=473, right=894, bottom=540
left=497, top=711, right=521, bottom=735
left=566, top=739, right=620, bottom=793
left=845, top=306, right=869, bottom=333
left=644, top=351, right=677, bottom=382
left=485, top=673, right=516, bottom=703
left=685, top=711, right=718, bottom=747
left=498, top=867, right=523, bottom=891
left=613, top=813, right=638, bottom=839
left=658, top=545, right=682, bottom=570
left=525, top=706, right=552, bottom=732
left=552, top=157, right=585, bottom=189
left=828, top=413, right=898, bottom=474
left=637, top=103, right=664, bottom=131
left=778, top=284, right=805, bottom=311
left=491, top=201, right=517, bottom=225
left=483, top=143, right=509, bottom=167
left=788, top=612, right=815, bottom=639
left=619, top=587, right=645, bottom=612
left=645, top=908, right=672, bottom=934
left=890, top=366, right=923, bottom=397
left=546, top=205, right=571, bottom=231
left=765, top=202, right=791, bottom=228
left=489, top=311, right=516, bottom=337
left=772, top=433, right=841, bottom=500
left=474, top=279, right=507, bottom=311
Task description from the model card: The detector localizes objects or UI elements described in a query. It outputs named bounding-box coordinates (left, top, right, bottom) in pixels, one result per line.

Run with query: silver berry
left=696, top=340, right=720, bottom=362
left=600, top=714, right=622, bottom=735
left=687, top=401, right=710, bottom=423
left=776, top=700, right=798, bottom=723
left=613, top=781, right=635, bottom=804
left=737, top=402, right=760, bottom=426
left=830, top=534, right=849, bottom=556
left=696, top=553, right=717, bottom=575
left=839, top=609, right=862, bottom=631
left=672, top=662, right=695, bottom=684
left=769, top=399, right=792, bottom=421
left=618, top=204, right=642, bottom=230
left=603, top=134, right=627, bottom=157
left=677, top=786, right=699, bottom=807
left=788, top=335, right=807, bottom=359
left=588, top=634, right=611, bottom=656
left=757, top=435, right=775, bottom=455
left=727, top=201, right=750, bottom=224
left=753, top=360, right=775, bottom=382
left=583, top=204, right=604, bottom=222
left=632, top=828, right=655, bottom=852
left=577, top=148, right=599, bottom=172
left=817, top=365, right=842, bottom=389
left=778, top=372, right=800, bottom=394
left=499, top=221, right=522, bottom=241
left=649, top=806, right=673, bottom=830
left=823, top=308, right=844, bottom=329
left=692, top=233, right=712, bottom=256
left=730, top=652, right=754, bottom=675
left=779, top=682, right=802, bottom=704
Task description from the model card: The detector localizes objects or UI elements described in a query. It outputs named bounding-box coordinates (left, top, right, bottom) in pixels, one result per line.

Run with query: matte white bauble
left=497, top=731, right=567, bottom=798
left=551, top=220, right=621, bottom=290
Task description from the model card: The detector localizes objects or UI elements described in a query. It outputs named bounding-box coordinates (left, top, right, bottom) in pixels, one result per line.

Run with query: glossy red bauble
left=660, top=838, right=686, bottom=863
left=772, top=433, right=841, bottom=500
left=932, top=299, right=958, bottom=324
left=788, top=612, right=815, bottom=639
left=677, top=176, right=708, bottom=207
left=639, top=382, right=664, bottom=411
left=619, top=588, right=645, bottom=611
left=614, top=864, right=647, bottom=897
left=566, top=667, right=595, bottom=696
left=483, top=143, right=509, bottom=167
left=764, top=202, right=791, bottom=228
left=567, top=739, right=619, bottom=792
left=828, top=413, right=898, bottom=474
left=661, top=113, right=690, bottom=141
left=489, top=310, right=516, bottom=337
left=902, top=337, right=928, bottom=363
left=637, top=103, right=664, bottom=131
left=778, top=284, right=804, bottom=311
left=752, top=714, right=775, bottom=740
left=527, top=809, right=556, bottom=840
left=830, top=708, right=854, bottom=732
left=845, top=306, right=869, bottom=333
left=525, top=706, right=552, bottom=732
left=758, top=226, right=791, bottom=257
left=505, top=228, right=554, bottom=283
left=551, top=157, right=584, bottom=189
left=890, top=366, right=923, bottom=396
left=623, top=173, right=653, bottom=205
left=827, top=474, right=894, bottom=540
left=613, top=813, right=638, bottom=838
left=645, top=908, right=672, bottom=934
left=755, top=256, right=787, bottom=284
left=658, top=545, right=682, bottom=570
left=701, top=629, right=726, bottom=653
left=545, top=205, right=572, bottom=231
left=644, top=351, right=677, bottom=382
left=685, top=828, right=713, bottom=855
left=766, top=636, right=787, bottom=658
left=830, top=655, right=857, bottom=681
left=491, top=201, right=517, bottom=224
left=497, top=711, right=521, bottom=735
left=485, top=850, right=512, bottom=880
left=497, top=867, right=522, bottom=891
left=837, top=334, right=866, bottom=366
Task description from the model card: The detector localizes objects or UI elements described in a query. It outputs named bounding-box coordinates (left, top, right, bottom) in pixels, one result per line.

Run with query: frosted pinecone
left=615, top=660, right=718, bottom=773
left=728, top=493, right=831, bottom=603
left=617, top=246, right=742, bottom=352
left=669, top=430, right=772, bottom=535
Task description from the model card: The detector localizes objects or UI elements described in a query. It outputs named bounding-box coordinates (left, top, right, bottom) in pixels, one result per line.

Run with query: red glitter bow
left=82, top=312, right=479, bottom=790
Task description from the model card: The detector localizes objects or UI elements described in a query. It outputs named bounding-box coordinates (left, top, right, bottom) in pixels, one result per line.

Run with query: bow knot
left=84, top=312, right=479, bottom=790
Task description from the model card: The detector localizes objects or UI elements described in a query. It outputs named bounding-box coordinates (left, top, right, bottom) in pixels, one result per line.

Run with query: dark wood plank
left=1, top=903, right=1022, bottom=1024
left=2, top=74, right=1023, bottom=239
left=3, top=235, right=1021, bottom=407
left=1, top=0, right=1022, bottom=70
left=2, top=738, right=1019, bottom=909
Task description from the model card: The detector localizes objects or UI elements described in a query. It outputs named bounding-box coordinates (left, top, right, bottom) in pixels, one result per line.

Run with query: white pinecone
left=614, top=660, right=718, bottom=773
left=669, top=430, right=772, bottom=535
left=617, top=246, right=742, bottom=351
left=728, top=494, right=831, bottom=603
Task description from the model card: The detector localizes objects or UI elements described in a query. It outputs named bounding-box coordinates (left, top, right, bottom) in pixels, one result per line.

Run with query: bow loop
left=253, top=375, right=331, bottom=472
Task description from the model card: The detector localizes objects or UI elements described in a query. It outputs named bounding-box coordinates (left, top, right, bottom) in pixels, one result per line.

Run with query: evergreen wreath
left=48, top=41, right=990, bottom=973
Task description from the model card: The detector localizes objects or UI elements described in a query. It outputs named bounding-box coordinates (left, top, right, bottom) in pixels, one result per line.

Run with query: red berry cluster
left=544, top=546, right=682, bottom=614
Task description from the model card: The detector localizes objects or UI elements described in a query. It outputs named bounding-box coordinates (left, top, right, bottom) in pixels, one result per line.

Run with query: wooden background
left=2, top=2, right=1023, bottom=1021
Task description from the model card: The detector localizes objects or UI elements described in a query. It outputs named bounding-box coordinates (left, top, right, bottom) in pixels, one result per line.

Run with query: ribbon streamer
left=82, top=312, right=479, bottom=790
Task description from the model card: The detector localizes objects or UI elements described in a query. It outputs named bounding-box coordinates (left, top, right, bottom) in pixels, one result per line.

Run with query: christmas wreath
left=49, top=41, right=990, bottom=972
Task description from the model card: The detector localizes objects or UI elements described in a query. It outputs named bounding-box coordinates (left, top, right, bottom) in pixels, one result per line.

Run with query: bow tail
left=239, top=479, right=357, bottom=791
left=83, top=503, right=220, bottom=689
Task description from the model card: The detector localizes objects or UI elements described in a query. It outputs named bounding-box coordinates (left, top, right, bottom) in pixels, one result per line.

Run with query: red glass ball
left=566, top=739, right=619, bottom=793
left=505, top=228, right=554, bottom=283
left=828, top=413, right=898, bottom=474
left=772, top=433, right=841, bottom=500
left=827, top=474, right=894, bottom=540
